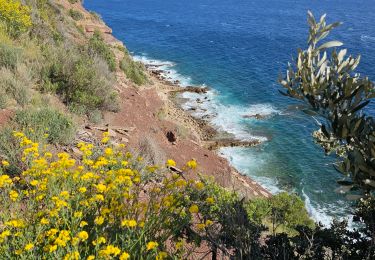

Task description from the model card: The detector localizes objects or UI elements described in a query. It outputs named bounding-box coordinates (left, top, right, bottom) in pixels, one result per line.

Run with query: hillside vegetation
left=0, top=0, right=374, bottom=259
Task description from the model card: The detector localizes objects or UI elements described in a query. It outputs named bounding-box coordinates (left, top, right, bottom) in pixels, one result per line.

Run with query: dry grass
left=138, top=135, right=166, bottom=165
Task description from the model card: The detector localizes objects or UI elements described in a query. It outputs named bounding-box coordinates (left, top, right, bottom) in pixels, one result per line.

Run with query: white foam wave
left=302, top=190, right=333, bottom=226
left=133, top=55, right=192, bottom=86
left=302, top=190, right=354, bottom=227
left=220, top=147, right=281, bottom=194
left=181, top=90, right=279, bottom=141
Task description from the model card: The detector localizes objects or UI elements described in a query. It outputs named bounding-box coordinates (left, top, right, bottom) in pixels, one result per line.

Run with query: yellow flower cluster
left=0, top=132, right=216, bottom=258
left=186, top=159, right=198, bottom=169
left=0, top=0, right=32, bottom=35
left=0, top=174, right=12, bottom=188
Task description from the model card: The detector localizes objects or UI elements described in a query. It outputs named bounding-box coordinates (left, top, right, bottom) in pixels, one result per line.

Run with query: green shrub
left=65, top=56, right=118, bottom=112
left=89, top=11, right=101, bottom=21
left=0, top=42, right=22, bottom=69
left=68, top=0, right=79, bottom=4
left=246, top=192, right=314, bottom=236
left=120, top=55, right=148, bottom=85
left=41, top=46, right=119, bottom=114
left=115, top=44, right=127, bottom=53
left=14, top=107, right=76, bottom=145
left=0, top=126, right=24, bottom=175
left=87, top=109, right=102, bottom=124
left=88, top=31, right=116, bottom=71
left=0, top=67, right=30, bottom=107
left=68, top=9, right=83, bottom=21
left=0, top=107, right=75, bottom=175
left=0, top=91, right=8, bottom=109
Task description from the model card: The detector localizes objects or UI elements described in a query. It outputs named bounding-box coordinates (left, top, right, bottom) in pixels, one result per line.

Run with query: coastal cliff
left=62, top=0, right=271, bottom=199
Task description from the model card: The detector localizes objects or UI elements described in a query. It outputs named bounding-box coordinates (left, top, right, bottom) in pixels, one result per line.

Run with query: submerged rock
left=205, top=138, right=261, bottom=150
left=171, top=86, right=210, bottom=94
left=242, top=113, right=267, bottom=120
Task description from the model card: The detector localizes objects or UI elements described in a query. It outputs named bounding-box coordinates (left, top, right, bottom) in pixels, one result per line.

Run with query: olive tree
left=279, top=11, right=375, bottom=196
left=279, top=12, right=375, bottom=256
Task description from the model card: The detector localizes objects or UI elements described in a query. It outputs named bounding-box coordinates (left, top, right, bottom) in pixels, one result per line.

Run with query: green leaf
left=350, top=100, right=370, bottom=114
left=317, top=41, right=343, bottom=50
left=307, top=10, right=316, bottom=27
left=337, top=49, right=347, bottom=63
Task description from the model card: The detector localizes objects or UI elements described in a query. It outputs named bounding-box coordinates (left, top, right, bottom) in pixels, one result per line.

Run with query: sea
left=84, top=0, right=375, bottom=226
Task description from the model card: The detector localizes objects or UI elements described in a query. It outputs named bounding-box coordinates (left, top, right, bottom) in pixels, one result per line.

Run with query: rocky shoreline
left=142, top=60, right=264, bottom=148
left=138, top=58, right=272, bottom=199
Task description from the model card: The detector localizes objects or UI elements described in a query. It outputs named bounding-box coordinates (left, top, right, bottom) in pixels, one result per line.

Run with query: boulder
left=166, top=131, right=177, bottom=143
left=242, top=113, right=267, bottom=120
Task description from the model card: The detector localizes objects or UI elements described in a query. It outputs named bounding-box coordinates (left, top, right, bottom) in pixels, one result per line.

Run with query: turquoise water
left=84, top=0, right=375, bottom=225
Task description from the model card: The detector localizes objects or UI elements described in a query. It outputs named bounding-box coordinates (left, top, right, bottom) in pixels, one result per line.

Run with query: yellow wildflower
left=104, top=148, right=113, bottom=156
left=95, top=183, right=107, bottom=193
left=146, top=241, right=159, bottom=251
left=101, top=132, right=110, bottom=144
left=195, top=181, right=205, bottom=190
left=189, top=204, right=199, bottom=214
left=166, top=159, right=176, bottom=167
left=5, top=219, right=25, bottom=228
left=197, top=223, right=206, bottom=230
left=93, top=194, right=104, bottom=202
left=121, top=160, right=128, bottom=167
left=9, top=190, right=19, bottom=201
left=60, top=190, right=70, bottom=199
left=44, top=152, right=52, bottom=158
left=64, top=251, right=80, bottom=260
left=30, top=180, right=39, bottom=186
left=94, top=216, right=104, bottom=225
left=156, top=252, right=168, bottom=260
left=0, top=174, right=13, bottom=188
left=92, top=236, right=106, bottom=246
left=24, top=243, right=34, bottom=251
left=35, top=194, right=45, bottom=201
left=0, top=230, right=11, bottom=241
left=121, top=219, right=137, bottom=228
left=54, top=230, right=71, bottom=247
left=186, top=159, right=197, bottom=169
left=99, top=245, right=121, bottom=257
left=175, top=179, right=187, bottom=187
left=176, top=240, right=184, bottom=250
left=40, top=218, right=49, bottom=225
left=47, top=244, right=58, bottom=253
left=80, top=221, right=88, bottom=228
left=74, top=211, right=83, bottom=218
left=45, top=228, right=59, bottom=237
left=119, top=252, right=130, bottom=260
left=77, top=231, right=89, bottom=241
left=1, top=160, right=9, bottom=167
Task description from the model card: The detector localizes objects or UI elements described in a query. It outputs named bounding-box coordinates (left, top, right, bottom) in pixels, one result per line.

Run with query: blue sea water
left=84, top=0, right=375, bottom=225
